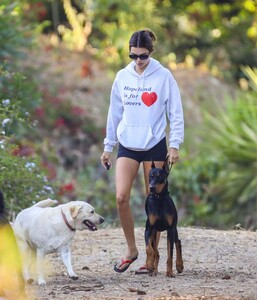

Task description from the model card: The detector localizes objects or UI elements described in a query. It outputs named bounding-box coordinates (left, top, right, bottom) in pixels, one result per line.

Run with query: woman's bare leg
left=115, top=157, right=140, bottom=269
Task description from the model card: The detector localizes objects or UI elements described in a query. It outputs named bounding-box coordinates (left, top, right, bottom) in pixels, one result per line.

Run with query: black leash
left=168, top=162, right=173, bottom=174
left=166, top=155, right=173, bottom=175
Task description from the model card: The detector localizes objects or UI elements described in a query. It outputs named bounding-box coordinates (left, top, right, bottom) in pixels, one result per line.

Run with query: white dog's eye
left=90, top=210, right=94, bottom=214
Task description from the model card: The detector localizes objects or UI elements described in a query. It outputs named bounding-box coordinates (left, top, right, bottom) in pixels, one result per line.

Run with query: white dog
left=13, top=198, right=104, bottom=285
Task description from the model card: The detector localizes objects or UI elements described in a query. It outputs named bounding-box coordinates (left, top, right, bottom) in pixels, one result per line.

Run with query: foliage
left=241, top=66, right=257, bottom=92
left=158, top=0, right=257, bottom=79
left=0, top=141, right=54, bottom=215
left=20, top=0, right=256, bottom=79
left=200, top=89, right=257, bottom=227
left=0, top=64, right=55, bottom=215
left=33, top=90, right=101, bottom=142
left=0, top=0, right=55, bottom=216
left=88, top=0, right=257, bottom=78
left=89, top=0, right=163, bottom=70
left=58, top=0, right=93, bottom=51
left=0, top=66, right=42, bottom=136
left=0, top=0, right=31, bottom=62
left=170, top=151, right=222, bottom=227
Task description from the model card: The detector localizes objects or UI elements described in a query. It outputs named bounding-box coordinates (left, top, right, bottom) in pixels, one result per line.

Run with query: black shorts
left=117, top=138, right=167, bottom=163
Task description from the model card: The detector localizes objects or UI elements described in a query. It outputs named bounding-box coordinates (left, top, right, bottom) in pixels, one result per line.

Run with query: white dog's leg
left=16, top=239, right=33, bottom=284
left=61, top=248, right=78, bottom=280
left=36, top=249, right=46, bottom=285
left=23, top=246, right=34, bottom=284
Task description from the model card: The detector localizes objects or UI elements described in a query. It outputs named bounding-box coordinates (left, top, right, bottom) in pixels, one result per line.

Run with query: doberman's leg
left=175, top=228, right=184, bottom=273
left=166, top=227, right=175, bottom=277
left=145, top=225, right=156, bottom=275
left=152, top=230, right=159, bottom=276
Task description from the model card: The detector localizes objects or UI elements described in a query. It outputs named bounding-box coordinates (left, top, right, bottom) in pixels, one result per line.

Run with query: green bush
left=170, top=151, right=222, bottom=227
left=0, top=0, right=55, bottom=216
left=203, top=91, right=257, bottom=227
left=0, top=140, right=54, bottom=215
left=0, top=1, right=31, bottom=61
left=170, top=67, right=257, bottom=229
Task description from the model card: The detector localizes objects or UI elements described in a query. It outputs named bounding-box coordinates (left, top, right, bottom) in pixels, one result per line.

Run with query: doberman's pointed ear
left=151, top=160, right=156, bottom=169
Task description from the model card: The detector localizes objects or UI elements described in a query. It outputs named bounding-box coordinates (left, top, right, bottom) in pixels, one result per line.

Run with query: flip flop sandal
left=114, top=256, right=138, bottom=273
left=135, top=265, right=149, bottom=275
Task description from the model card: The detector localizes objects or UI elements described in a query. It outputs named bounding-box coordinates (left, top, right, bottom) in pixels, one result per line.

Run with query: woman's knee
left=116, top=193, right=129, bottom=209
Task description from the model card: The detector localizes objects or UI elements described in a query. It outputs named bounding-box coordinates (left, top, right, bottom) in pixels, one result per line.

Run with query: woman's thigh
left=115, top=157, right=140, bottom=200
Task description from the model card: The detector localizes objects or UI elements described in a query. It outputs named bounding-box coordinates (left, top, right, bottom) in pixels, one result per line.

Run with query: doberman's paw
left=176, top=261, right=184, bottom=273
left=148, top=269, right=158, bottom=276
left=166, top=272, right=175, bottom=278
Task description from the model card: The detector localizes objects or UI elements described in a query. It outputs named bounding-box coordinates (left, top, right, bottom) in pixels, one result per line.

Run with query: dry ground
left=26, top=226, right=257, bottom=300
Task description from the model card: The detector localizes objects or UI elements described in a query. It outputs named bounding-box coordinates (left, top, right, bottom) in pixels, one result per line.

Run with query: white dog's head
left=62, top=201, right=104, bottom=231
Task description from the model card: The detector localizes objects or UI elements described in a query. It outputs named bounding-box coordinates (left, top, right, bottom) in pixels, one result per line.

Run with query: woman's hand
left=100, top=151, right=112, bottom=169
left=169, top=148, right=179, bottom=165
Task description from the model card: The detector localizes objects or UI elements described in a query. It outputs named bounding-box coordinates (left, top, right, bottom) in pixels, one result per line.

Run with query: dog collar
left=61, top=209, right=76, bottom=231
left=150, top=188, right=169, bottom=198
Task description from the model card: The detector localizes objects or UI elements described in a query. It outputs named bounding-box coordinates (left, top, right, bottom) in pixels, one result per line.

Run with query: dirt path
left=26, top=227, right=257, bottom=300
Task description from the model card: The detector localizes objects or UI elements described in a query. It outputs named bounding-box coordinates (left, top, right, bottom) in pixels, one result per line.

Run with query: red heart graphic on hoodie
left=141, top=92, right=158, bottom=107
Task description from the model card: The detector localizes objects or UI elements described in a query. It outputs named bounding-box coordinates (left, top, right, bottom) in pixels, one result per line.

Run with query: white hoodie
left=104, top=58, right=184, bottom=152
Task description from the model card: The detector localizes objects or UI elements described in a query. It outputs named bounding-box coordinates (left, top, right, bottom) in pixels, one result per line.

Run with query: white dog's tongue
left=84, top=220, right=97, bottom=231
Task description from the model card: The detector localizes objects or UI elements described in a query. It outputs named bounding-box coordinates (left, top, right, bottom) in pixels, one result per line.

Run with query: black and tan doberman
left=144, top=159, right=184, bottom=277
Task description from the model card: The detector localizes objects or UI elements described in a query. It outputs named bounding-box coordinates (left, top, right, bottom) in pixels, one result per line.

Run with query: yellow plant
left=0, top=223, right=29, bottom=299
left=58, top=0, right=93, bottom=52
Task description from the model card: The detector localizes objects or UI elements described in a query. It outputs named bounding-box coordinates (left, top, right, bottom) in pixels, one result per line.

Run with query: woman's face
left=129, top=47, right=151, bottom=72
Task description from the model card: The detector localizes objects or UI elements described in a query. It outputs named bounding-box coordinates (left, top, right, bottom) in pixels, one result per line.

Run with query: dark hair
left=129, top=29, right=156, bottom=52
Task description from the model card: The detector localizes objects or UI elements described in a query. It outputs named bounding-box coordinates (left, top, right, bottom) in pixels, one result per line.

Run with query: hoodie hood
left=125, top=58, right=163, bottom=78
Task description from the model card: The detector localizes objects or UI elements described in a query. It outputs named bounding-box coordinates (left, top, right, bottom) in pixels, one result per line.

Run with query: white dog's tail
left=33, top=198, right=59, bottom=208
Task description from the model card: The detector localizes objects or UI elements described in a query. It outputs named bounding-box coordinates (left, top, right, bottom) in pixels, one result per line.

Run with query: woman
left=100, top=29, right=184, bottom=273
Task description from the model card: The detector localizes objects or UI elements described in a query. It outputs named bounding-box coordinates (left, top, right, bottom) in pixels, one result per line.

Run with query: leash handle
left=165, top=154, right=173, bottom=175
left=168, top=161, right=173, bottom=173
left=105, top=162, right=111, bottom=170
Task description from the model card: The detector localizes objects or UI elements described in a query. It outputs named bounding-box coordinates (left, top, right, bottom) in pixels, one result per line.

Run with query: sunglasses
left=129, top=53, right=150, bottom=60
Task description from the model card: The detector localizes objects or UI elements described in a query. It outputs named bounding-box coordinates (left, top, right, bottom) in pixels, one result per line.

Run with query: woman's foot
left=135, top=265, right=149, bottom=275
left=114, top=255, right=138, bottom=273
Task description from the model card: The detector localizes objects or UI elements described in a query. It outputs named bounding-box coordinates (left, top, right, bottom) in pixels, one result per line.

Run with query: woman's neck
left=134, top=61, right=150, bottom=75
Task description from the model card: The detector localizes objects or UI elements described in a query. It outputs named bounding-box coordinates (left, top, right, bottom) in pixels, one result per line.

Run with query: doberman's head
left=148, top=159, right=170, bottom=195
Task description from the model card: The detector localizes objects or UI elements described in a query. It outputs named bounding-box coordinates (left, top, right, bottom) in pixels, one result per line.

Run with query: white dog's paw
left=69, top=275, right=79, bottom=280
left=38, top=279, right=46, bottom=285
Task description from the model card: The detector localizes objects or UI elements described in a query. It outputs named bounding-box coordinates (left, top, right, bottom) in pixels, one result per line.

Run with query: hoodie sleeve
left=166, top=76, right=184, bottom=150
left=103, top=77, right=124, bottom=152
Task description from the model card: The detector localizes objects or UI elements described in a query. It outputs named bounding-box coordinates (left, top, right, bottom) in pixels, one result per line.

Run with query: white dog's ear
left=70, top=205, right=82, bottom=218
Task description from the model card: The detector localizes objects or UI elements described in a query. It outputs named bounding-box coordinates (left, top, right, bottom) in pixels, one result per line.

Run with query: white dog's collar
left=61, top=209, right=76, bottom=231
